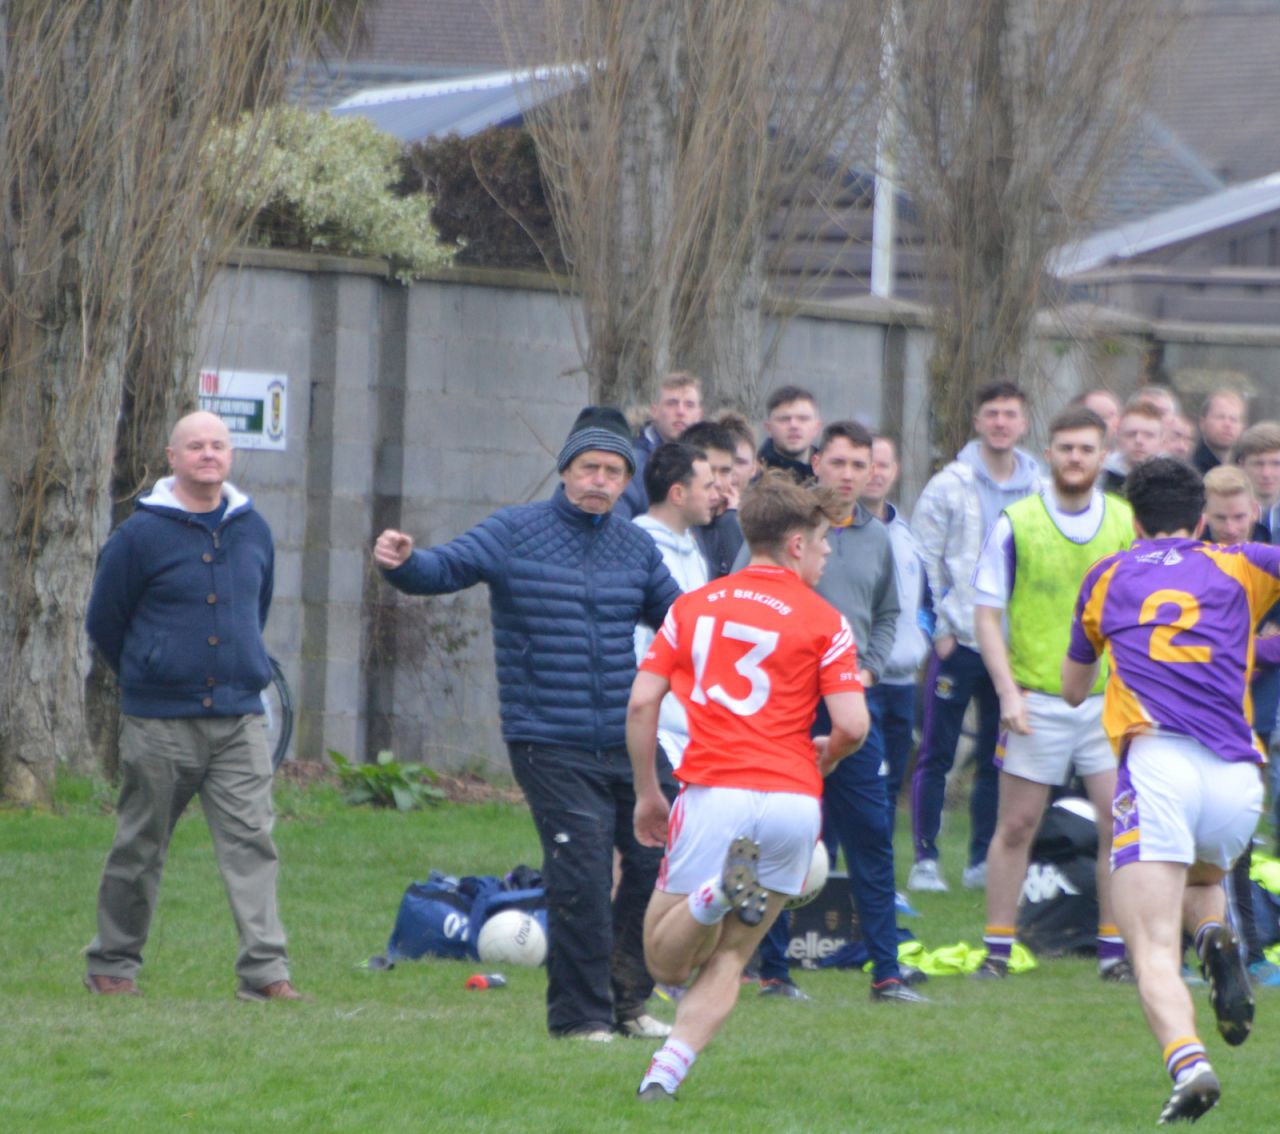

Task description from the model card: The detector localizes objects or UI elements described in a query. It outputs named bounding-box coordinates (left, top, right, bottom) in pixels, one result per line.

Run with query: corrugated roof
left=1088, top=116, right=1223, bottom=228
left=1053, top=171, right=1280, bottom=276
left=329, top=67, right=583, bottom=141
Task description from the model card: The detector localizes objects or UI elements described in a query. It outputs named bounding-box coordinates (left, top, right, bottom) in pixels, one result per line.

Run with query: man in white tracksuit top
left=908, top=381, right=1040, bottom=893
left=633, top=441, right=715, bottom=771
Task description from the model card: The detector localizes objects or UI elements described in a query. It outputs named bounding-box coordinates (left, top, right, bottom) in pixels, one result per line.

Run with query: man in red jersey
left=626, top=473, right=869, bottom=1101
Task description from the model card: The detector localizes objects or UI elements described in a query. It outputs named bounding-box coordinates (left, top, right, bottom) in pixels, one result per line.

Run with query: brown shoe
left=84, top=974, right=140, bottom=997
left=236, top=978, right=307, bottom=1003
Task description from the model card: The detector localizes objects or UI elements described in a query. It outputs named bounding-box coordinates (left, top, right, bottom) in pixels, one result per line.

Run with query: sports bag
left=1016, top=797, right=1099, bottom=956
left=382, top=867, right=546, bottom=963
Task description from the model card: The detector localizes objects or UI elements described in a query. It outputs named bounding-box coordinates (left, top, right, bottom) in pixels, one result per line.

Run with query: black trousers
left=508, top=742, right=672, bottom=1035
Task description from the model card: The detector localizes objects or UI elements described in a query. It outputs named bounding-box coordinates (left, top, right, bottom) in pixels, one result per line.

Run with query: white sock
left=640, top=1039, right=697, bottom=1094
left=687, top=878, right=732, bottom=925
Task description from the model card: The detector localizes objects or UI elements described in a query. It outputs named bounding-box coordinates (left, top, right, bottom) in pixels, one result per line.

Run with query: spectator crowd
left=82, top=377, right=1278, bottom=1118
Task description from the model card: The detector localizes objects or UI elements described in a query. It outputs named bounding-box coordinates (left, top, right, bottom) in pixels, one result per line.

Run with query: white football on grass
left=477, top=909, right=547, bottom=967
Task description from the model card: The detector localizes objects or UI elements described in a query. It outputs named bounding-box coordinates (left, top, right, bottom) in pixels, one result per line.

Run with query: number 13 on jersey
left=688, top=617, right=779, bottom=716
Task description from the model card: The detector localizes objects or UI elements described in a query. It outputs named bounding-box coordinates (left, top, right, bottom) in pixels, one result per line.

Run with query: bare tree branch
left=893, top=0, right=1179, bottom=455
left=496, top=0, right=885, bottom=412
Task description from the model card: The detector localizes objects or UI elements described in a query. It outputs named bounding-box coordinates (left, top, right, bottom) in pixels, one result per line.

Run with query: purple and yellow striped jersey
left=1067, top=538, right=1280, bottom=763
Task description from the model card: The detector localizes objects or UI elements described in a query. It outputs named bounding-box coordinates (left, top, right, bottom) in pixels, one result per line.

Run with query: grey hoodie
left=957, top=440, right=1041, bottom=534
left=913, top=443, right=1041, bottom=649
left=816, top=503, right=901, bottom=683
left=733, top=503, right=901, bottom=681
left=878, top=502, right=931, bottom=685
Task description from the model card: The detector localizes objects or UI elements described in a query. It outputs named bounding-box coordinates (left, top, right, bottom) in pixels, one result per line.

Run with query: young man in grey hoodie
left=908, top=381, right=1040, bottom=893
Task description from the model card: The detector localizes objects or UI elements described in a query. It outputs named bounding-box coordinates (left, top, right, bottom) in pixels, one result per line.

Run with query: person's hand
left=719, top=479, right=740, bottom=513
left=856, top=668, right=875, bottom=689
left=633, top=791, right=671, bottom=848
left=373, top=529, right=414, bottom=569
left=999, top=688, right=1032, bottom=736
left=934, top=633, right=957, bottom=661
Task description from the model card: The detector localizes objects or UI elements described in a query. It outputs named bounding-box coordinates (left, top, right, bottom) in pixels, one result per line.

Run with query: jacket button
left=207, top=593, right=217, bottom=604
left=206, top=677, right=216, bottom=687
left=202, top=697, right=213, bottom=708
left=208, top=636, right=219, bottom=646
left=202, top=553, right=213, bottom=563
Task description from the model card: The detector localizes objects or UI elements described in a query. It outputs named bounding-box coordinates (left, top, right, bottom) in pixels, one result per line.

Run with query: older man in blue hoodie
left=84, top=411, right=297, bottom=1002
left=908, top=381, right=1040, bottom=893
left=375, top=407, right=682, bottom=1042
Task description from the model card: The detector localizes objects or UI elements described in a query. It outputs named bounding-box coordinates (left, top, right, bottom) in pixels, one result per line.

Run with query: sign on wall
left=198, top=368, right=288, bottom=451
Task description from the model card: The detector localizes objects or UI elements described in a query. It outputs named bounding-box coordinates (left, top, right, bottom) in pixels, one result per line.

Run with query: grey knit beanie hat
left=557, top=406, right=636, bottom=474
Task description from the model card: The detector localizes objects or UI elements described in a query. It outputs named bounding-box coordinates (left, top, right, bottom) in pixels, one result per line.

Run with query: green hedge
left=215, top=106, right=451, bottom=282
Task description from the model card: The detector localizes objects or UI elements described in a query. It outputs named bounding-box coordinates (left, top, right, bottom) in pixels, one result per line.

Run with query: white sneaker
left=617, top=1013, right=672, bottom=1039
left=962, top=862, right=988, bottom=890
left=566, top=1028, right=614, bottom=1043
left=907, top=859, right=949, bottom=892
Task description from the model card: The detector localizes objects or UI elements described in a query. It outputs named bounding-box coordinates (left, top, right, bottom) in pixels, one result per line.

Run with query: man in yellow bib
left=971, top=405, right=1134, bottom=980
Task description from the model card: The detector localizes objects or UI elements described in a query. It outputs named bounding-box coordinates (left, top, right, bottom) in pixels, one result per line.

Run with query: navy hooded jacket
left=86, top=479, right=274, bottom=718
left=382, top=485, right=681, bottom=749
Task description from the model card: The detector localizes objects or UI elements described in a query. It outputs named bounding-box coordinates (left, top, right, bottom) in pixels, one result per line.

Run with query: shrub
left=213, top=106, right=451, bottom=282
left=328, top=749, right=445, bottom=812
left=404, top=127, right=565, bottom=271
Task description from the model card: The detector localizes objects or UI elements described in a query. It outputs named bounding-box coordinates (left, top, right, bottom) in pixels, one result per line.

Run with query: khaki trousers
left=86, top=714, right=289, bottom=986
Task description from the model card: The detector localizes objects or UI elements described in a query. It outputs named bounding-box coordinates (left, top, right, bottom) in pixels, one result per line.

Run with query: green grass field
left=2, top=777, right=1275, bottom=1133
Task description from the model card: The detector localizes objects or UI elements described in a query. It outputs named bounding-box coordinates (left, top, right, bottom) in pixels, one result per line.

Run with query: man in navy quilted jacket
left=375, top=407, right=682, bottom=1041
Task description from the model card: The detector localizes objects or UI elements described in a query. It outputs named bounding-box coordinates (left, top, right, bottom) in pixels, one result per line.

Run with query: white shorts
left=657, top=784, right=821, bottom=897
left=997, top=692, right=1114, bottom=785
left=1112, top=732, right=1264, bottom=871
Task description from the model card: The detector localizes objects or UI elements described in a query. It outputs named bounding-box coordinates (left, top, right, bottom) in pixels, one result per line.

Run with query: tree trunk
left=895, top=0, right=1169, bottom=461
left=0, top=324, right=128, bottom=799
left=83, top=255, right=204, bottom=782
left=0, top=5, right=138, bottom=802
left=590, top=2, right=681, bottom=406
left=0, top=3, right=339, bottom=802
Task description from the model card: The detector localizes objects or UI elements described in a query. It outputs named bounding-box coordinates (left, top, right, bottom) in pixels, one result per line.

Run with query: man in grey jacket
left=633, top=441, right=714, bottom=771
left=733, top=423, right=914, bottom=1000
left=806, top=421, right=919, bottom=1000
left=908, top=381, right=1040, bottom=893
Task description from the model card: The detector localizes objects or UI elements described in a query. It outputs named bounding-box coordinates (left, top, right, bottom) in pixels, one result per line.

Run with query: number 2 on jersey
left=1139, top=588, right=1212, bottom=664
left=689, top=616, right=779, bottom=716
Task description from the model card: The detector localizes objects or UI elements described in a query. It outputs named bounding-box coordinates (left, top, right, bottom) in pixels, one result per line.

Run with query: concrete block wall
left=190, top=255, right=961, bottom=776
left=372, top=277, right=588, bottom=772
left=196, top=263, right=315, bottom=762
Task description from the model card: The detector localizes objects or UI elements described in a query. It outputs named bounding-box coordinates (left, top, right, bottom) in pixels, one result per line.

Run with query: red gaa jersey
left=640, top=564, right=862, bottom=796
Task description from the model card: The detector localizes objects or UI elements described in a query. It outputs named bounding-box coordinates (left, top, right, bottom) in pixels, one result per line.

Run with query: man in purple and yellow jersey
left=1062, top=457, right=1269, bottom=1126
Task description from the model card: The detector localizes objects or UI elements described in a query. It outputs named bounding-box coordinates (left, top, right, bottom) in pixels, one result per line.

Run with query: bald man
left=84, top=411, right=301, bottom=1001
